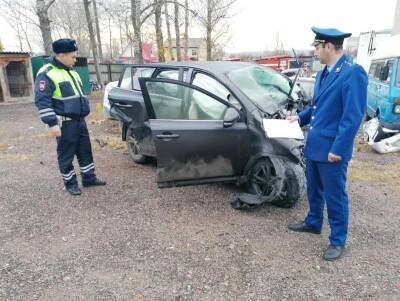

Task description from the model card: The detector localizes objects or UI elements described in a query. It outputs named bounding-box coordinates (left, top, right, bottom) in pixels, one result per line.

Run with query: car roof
left=128, top=61, right=258, bottom=75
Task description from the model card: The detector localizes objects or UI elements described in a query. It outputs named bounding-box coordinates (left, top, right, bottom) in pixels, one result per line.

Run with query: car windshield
left=228, top=65, right=293, bottom=114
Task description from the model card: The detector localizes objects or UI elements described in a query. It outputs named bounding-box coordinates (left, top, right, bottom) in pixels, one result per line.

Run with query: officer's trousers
left=304, top=159, right=349, bottom=246
left=56, top=119, right=97, bottom=187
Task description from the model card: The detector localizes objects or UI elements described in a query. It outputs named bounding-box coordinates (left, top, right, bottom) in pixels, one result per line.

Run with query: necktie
left=321, top=69, right=329, bottom=86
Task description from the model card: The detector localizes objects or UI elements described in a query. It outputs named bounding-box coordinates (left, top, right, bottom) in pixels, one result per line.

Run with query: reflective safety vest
left=38, top=63, right=90, bottom=119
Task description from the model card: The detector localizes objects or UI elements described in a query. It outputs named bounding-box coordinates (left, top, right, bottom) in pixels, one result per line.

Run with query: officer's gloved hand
left=49, top=125, right=61, bottom=137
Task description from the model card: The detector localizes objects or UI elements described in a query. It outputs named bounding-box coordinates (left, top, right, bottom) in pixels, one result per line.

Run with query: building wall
left=0, top=54, right=34, bottom=103
left=165, top=45, right=208, bottom=61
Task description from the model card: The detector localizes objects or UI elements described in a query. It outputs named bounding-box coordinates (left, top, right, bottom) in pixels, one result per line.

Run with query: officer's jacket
left=298, top=55, right=368, bottom=162
left=34, top=58, right=90, bottom=127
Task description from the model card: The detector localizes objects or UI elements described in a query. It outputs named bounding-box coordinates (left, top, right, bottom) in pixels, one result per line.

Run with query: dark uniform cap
left=52, top=38, right=78, bottom=54
left=311, top=27, right=352, bottom=46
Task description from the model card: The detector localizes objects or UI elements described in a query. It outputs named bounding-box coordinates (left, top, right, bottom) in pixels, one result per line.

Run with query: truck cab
left=366, top=56, right=400, bottom=130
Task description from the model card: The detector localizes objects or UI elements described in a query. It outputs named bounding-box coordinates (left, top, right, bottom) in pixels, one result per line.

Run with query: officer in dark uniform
left=287, top=27, right=368, bottom=260
left=34, top=39, right=106, bottom=195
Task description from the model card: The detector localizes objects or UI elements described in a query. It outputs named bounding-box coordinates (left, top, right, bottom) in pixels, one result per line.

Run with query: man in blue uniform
left=287, top=27, right=368, bottom=261
left=34, top=39, right=106, bottom=196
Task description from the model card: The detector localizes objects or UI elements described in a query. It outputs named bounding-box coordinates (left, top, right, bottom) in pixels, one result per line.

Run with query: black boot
left=288, top=222, right=321, bottom=234
left=82, top=178, right=107, bottom=187
left=66, top=184, right=82, bottom=196
left=323, top=245, right=345, bottom=261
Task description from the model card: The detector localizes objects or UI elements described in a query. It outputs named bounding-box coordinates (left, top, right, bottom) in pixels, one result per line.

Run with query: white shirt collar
left=327, top=54, right=343, bottom=73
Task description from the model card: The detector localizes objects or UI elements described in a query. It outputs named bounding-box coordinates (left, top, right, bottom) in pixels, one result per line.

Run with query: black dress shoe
left=288, top=222, right=321, bottom=234
left=323, top=245, right=345, bottom=261
left=82, top=178, right=107, bottom=187
left=66, top=184, right=82, bottom=196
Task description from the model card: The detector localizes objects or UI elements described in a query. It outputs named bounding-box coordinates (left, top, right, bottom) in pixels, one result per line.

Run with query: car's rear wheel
left=126, top=128, right=147, bottom=164
left=247, top=157, right=306, bottom=208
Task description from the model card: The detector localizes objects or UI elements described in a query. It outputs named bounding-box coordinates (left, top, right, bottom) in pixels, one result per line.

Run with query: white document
left=263, top=119, right=304, bottom=140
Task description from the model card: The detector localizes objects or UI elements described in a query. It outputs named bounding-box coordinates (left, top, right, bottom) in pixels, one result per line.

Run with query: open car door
left=108, top=65, right=155, bottom=127
left=139, top=78, right=250, bottom=187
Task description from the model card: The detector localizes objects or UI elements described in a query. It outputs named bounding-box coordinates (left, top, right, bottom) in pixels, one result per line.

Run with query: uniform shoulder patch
left=39, top=80, right=46, bottom=91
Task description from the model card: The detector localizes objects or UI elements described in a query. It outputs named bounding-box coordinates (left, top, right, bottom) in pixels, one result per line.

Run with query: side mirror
left=223, top=107, right=240, bottom=128
left=380, top=65, right=389, bottom=81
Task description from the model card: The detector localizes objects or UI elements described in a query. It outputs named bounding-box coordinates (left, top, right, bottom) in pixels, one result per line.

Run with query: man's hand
left=49, top=125, right=61, bottom=137
left=286, top=115, right=299, bottom=123
left=328, top=152, right=342, bottom=162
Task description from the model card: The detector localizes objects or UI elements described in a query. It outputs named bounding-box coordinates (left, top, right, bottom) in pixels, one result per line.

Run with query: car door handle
left=156, top=133, right=180, bottom=139
left=115, top=103, right=133, bottom=108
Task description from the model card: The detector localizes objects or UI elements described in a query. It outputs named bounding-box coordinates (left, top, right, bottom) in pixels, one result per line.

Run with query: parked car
left=281, top=68, right=305, bottom=78
left=103, top=81, right=118, bottom=118
left=366, top=55, right=400, bottom=130
left=363, top=117, right=400, bottom=153
left=295, top=77, right=315, bottom=105
left=108, top=61, right=306, bottom=207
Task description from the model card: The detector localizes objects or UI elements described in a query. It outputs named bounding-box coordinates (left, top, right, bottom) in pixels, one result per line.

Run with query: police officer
left=34, top=38, right=106, bottom=196
left=287, top=27, right=368, bottom=261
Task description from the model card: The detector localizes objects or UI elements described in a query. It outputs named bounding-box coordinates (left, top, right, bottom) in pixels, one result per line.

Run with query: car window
left=157, top=69, right=179, bottom=80
left=384, top=60, right=394, bottom=84
left=368, top=62, right=377, bottom=78
left=156, top=69, right=188, bottom=81
left=228, top=65, right=291, bottom=115
left=397, top=60, right=400, bottom=87
left=120, top=67, right=154, bottom=90
left=132, top=68, right=155, bottom=90
left=192, top=73, right=241, bottom=109
left=144, top=81, right=228, bottom=120
left=120, top=67, right=132, bottom=89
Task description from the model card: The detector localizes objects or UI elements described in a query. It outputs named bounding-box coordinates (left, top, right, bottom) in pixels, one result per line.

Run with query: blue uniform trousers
left=304, top=159, right=349, bottom=246
left=56, top=119, right=97, bottom=187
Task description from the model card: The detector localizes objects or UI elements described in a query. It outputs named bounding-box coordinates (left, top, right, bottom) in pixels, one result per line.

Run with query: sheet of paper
left=262, top=119, right=304, bottom=139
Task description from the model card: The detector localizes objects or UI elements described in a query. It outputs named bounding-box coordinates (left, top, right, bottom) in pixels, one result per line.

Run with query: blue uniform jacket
left=34, top=58, right=89, bottom=127
left=298, top=55, right=368, bottom=162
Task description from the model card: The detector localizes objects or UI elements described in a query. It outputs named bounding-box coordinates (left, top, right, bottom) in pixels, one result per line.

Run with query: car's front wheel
left=126, top=128, right=147, bottom=164
left=247, top=157, right=306, bottom=208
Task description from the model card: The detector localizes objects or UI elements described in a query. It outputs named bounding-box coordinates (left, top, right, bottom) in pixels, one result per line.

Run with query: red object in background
left=255, top=55, right=291, bottom=70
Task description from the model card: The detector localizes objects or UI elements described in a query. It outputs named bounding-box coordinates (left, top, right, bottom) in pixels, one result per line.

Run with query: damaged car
left=108, top=62, right=307, bottom=208
left=363, top=117, right=400, bottom=153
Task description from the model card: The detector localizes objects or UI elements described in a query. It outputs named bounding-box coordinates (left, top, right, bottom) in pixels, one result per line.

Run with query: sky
left=225, top=0, right=398, bottom=52
left=0, top=0, right=398, bottom=53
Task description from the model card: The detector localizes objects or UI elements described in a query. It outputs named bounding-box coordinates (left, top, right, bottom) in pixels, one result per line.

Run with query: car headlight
left=394, top=104, right=400, bottom=114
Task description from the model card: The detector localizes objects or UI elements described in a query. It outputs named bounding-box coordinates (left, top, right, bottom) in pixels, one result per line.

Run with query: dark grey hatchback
left=108, top=61, right=306, bottom=207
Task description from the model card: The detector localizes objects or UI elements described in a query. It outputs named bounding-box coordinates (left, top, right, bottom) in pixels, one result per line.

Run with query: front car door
left=139, top=78, right=250, bottom=187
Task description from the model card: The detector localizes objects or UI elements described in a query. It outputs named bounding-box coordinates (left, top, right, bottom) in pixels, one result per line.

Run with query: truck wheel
left=247, top=157, right=306, bottom=208
left=126, top=128, right=147, bottom=164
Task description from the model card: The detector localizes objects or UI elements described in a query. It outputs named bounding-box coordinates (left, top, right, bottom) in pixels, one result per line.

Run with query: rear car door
left=108, top=65, right=155, bottom=127
left=139, top=78, right=250, bottom=187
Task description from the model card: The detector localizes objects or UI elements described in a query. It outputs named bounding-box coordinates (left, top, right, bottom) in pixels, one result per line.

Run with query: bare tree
left=173, top=0, right=181, bottom=61
left=83, top=0, right=102, bottom=88
left=0, top=39, right=4, bottom=51
left=0, top=0, right=56, bottom=53
left=272, top=31, right=285, bottom=55
left=92, top=0, right=103, bottom=61
left=164, top=1, right=174, bottom=60
left=154, top=0, right=165, bottom=62
left=194, top=0, right=236, bottom=60
left=36, top=0, right=57, bottom=54
left=130, top=0, right=154, bottom=63
left=183, top=0, right=189, bottom=60
left=51, top=0, right=91, bottom=56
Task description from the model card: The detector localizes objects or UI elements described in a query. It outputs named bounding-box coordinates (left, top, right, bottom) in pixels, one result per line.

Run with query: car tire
left=247, top=157, right=306, bottom=208
left=126, top=128, right=147, bottom=164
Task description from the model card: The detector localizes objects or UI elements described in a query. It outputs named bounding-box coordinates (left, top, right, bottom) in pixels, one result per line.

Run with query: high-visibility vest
left=37, top=63, right=89, bottom=118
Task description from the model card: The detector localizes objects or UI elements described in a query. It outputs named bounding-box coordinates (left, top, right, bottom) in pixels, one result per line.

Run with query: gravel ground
left=0, top=98, right=399, bottom=301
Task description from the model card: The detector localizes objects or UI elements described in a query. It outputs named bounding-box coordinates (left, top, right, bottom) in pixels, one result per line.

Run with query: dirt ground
left=0, top=96, right=399, bottom=301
